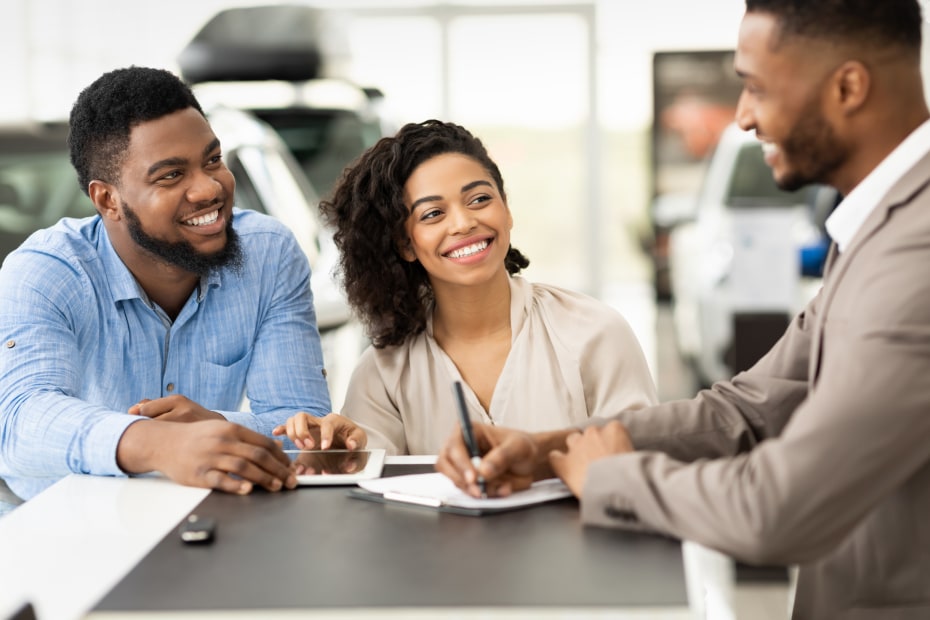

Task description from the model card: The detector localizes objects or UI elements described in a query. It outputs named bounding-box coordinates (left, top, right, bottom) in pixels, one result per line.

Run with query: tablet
left=285, top=449, right=386, bottom=486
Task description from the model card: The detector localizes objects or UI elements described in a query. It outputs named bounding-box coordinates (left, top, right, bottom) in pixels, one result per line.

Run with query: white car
left=658, top=123, right=836, bottom=386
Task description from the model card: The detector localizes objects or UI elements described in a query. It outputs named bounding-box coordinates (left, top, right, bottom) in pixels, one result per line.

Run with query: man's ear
left=88, top=180, right=120, bottom=221
left=832, top=60, right=870, bottom=115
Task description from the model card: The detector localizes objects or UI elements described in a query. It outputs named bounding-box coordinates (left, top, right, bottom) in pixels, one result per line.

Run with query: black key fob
left=179, top=514, right=216, bottom=544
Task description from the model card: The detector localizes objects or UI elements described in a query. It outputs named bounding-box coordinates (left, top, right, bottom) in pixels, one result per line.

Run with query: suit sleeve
left=609, top=287, right=816, bottom=463
left=581, top=220, right=930, bottom=565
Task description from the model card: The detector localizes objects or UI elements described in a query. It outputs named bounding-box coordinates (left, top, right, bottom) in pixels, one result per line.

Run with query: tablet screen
left=285, top=449, right=386, bottom=486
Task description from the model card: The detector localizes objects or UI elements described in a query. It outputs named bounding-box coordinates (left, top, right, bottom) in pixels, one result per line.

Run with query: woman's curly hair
left=321, top=119, right=529, bottom=348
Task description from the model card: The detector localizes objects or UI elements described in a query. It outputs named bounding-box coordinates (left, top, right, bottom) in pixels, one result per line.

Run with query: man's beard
left=123, top=202, right=243, bottom=277
left=775, top=98, right=848, bottom=192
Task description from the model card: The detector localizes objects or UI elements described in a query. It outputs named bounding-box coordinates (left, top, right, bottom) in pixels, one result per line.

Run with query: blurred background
left=1, top=0, right=929, bottom=407
left=3, top=3, right=930, bottom=613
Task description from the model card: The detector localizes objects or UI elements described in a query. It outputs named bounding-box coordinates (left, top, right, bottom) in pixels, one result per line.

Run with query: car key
left=179, top=514, right=216, bottom=544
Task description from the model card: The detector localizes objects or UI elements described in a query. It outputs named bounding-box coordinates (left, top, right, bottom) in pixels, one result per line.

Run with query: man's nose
left=735, top=90, right=755, bottom=132
left=187, top=169, right=223, bottom=204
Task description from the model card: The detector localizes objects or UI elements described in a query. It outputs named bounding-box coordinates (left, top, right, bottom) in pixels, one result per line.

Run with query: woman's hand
left=273, top=412, right=367, bottom=450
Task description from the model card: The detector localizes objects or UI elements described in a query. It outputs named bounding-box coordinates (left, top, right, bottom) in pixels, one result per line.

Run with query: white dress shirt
left=826, top=119, right=930, bottom=252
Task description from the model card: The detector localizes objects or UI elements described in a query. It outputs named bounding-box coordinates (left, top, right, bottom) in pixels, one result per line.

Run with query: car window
left=0, top=150, right=95, bottom=260
left=253, top=109, right=382, bottom=197
left=0, top=152, right=93, bottom=229
left=226, top=154, right=265, bottom=215
left=725, top=143, right=809, bottom=208
left=232, top=144, right=321, bottom=265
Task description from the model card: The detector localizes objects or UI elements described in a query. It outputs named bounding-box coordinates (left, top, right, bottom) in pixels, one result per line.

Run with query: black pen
left=452, top=380, right=487, bottom=498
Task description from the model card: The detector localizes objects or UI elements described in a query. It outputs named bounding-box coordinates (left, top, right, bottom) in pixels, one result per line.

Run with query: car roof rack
left=178, top=5, right=335, bottom=84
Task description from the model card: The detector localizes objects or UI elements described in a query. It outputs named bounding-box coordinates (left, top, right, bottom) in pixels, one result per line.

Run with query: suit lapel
left=808, top=151, right=930, bottom=385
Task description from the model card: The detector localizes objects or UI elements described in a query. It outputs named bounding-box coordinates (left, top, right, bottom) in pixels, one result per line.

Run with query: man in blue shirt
left=0, top=67, right=365, bottom=501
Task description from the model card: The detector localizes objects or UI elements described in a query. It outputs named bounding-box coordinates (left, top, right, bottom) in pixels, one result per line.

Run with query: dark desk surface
left=93, top=465, right=689, bottom=614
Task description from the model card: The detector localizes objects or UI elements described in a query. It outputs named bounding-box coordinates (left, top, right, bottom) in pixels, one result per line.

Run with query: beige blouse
left=342, top=276, right=658, bottom=455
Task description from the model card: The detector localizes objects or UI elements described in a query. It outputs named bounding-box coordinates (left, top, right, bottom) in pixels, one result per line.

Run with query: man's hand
left=117, top=419, right=297, bottom=495
left=272, top=412, right=367, bottom=451
left=436, top=423, right=566, bottom=498
left=549, top=421, right=634, bottom=497
left=128, top=395, right=224, bottom=423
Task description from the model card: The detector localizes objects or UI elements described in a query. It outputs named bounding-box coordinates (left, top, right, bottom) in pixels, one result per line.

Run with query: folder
left=348, top=472, right=574, bottom=516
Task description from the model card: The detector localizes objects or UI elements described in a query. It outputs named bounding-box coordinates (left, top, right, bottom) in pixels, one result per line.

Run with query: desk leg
left=682, top=540, right=736, bottom=620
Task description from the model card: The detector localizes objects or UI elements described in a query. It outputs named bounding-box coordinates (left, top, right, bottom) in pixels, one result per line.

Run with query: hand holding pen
left=452, top=380, right=488, bottom=498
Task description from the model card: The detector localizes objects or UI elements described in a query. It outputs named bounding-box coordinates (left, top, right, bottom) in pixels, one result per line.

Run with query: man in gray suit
left=438, top=1, right=930, bottom=617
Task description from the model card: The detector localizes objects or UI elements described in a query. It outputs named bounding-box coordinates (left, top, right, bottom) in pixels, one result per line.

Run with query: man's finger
left=231, top=426, right=293, bottom=470
left=202, top=468, right=253, bottom=495
left=128, top=398, right=153, bottom=415
left=602, top=421, right=634, bottom=451
left=213, top=454, right=285, bottom=492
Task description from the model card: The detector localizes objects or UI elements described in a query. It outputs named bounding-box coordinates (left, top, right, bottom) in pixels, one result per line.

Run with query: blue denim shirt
left=0, top=209, right=331, bottom=499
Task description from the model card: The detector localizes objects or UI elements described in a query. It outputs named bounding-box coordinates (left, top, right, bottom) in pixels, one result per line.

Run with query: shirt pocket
left=197, top=353, right=252, bottom=411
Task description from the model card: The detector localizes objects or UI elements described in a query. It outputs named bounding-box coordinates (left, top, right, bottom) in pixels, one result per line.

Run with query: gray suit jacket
left=581, top=149, right=930, bottom=619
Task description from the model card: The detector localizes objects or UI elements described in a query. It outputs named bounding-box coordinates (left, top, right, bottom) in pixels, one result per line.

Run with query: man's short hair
left=68, top=66, right=205, bottom=195
left=745, top=0, right=922, bottom=53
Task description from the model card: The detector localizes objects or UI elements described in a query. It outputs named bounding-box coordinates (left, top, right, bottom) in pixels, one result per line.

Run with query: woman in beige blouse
left=282, top=120, right=657, bottom=455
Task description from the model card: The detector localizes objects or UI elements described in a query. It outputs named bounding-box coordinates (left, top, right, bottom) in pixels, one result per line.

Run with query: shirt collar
left=826, top=118, right=930, bottom=252
left=97, top=223, right=219, bottom=306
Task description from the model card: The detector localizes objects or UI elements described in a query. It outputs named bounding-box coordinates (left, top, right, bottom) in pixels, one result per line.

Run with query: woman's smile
left=444, top=237, right=493, bottom=261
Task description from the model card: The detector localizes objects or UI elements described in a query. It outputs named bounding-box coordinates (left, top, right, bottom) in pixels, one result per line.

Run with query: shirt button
left=321, top=368, right=327, bottom=378
left=166, top=383, right=175, bottom=392
left=5, top=340, right=14, bottom=348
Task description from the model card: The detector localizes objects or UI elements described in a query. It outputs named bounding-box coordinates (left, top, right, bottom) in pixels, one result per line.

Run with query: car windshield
left=725, top=142, right=809, bottom=208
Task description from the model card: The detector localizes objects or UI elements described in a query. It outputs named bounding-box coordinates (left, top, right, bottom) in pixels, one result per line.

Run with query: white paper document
left=357, top=472, right=573, bottom=512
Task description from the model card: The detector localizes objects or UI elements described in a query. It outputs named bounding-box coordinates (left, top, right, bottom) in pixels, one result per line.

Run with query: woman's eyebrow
left=410, top=180, right=493, bottom=210
left=461, top=180, right=492, bottom=192
left=410, top=194, right=443, bottom=210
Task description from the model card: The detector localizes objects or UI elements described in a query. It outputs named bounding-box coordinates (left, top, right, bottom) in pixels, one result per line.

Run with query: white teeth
left=761, top=142, right=778, bottom=157
left=184, top=210, right=219, bottom=226
left=446, top=240, right=489, bottom=259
